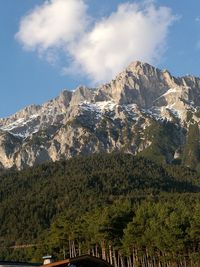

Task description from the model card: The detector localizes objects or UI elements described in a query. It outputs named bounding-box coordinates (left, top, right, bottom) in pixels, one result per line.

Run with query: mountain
left=0, top=61, right=200, bottom=170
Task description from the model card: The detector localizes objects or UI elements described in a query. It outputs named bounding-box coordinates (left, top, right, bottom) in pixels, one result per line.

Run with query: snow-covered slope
left=0, top=61, right=200, bottom=169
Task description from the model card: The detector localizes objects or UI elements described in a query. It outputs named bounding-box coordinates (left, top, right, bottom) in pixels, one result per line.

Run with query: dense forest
left=0, top=153, right=200, bottom=266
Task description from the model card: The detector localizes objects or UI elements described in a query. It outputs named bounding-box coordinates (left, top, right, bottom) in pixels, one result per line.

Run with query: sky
left=1, top=0, right=200, bottom=118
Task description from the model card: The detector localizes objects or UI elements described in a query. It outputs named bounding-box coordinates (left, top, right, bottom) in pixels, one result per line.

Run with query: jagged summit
left=126, top=60, right=161, bottom=76
left=97, top=61, right=181, bottom=108
left=0, top=61, right=200, bottom=169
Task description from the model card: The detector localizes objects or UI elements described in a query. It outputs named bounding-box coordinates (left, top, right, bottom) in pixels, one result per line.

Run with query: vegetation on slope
left=0, top=153, right=200, bottom=265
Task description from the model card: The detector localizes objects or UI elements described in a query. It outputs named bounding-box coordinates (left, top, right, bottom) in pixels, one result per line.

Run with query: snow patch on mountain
left=0, top=61, right=200, bottom=169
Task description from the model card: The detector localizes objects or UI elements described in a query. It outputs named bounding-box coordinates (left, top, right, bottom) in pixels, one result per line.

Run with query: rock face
left=0, top=61, right=200, bottom=170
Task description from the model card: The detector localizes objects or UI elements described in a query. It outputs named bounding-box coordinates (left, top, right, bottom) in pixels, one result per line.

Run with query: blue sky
left=1, top=0, right=200, bottom=118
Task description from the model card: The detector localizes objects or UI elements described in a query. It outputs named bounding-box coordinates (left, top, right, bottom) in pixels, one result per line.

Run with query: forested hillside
left=0, top=153, right=200, bottom=266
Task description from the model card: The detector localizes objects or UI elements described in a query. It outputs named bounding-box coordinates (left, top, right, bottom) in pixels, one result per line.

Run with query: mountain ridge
left=0, top=61, right=200, bottom=169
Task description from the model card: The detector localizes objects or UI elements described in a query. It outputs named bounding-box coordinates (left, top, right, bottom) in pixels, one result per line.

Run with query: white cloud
left=16, top=0, right=88, bottom=51
left=16, top=0, right=176, bottom=84
left=70, top=2, right=175, bottom=83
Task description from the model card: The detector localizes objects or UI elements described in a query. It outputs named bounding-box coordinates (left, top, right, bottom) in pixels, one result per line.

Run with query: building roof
left=42, top=256, right=52, bottom=260
left=40, top=255, right=112, bottom=267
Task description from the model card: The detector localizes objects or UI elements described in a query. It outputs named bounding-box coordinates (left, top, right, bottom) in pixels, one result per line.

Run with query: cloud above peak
left=16, top=0, right=88, bottom=50
left=16, top=0, right=176, bottom=84
left=70, top=2, right=175, bottom=83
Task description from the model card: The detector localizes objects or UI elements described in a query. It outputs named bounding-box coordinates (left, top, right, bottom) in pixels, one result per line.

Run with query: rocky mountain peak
left=70, top=86, right=95, bottom=106
left=56, top=89, right=73, bottom=107
left=96, top=61, right=176, bottom=108
left=0, top=61, right=200, bottom=170
left=127, top=61, right=160, bottom=77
